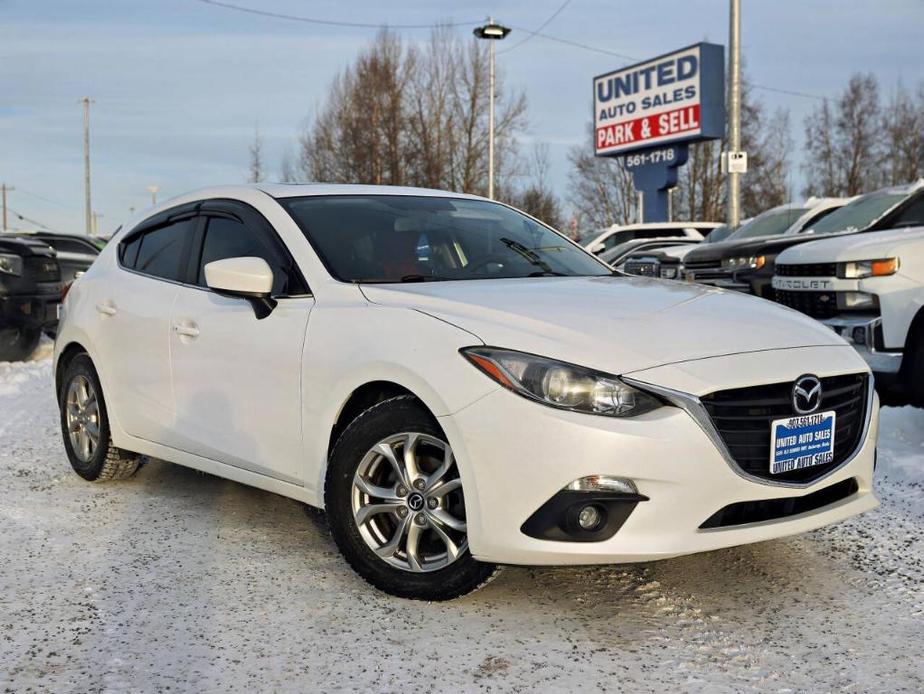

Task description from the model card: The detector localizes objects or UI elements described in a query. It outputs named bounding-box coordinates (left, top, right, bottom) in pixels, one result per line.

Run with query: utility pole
left=82, top=97, right=94, bottom=236
left=726, top=0, right=742, bottom=229
left=474, top=19, right=512, bottom=200
left=1, top=183, right=12, bottom=231
left=91, top=211, right=102, bottom=236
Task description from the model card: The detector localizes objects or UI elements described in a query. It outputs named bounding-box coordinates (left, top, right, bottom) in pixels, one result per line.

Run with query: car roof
left=255, top=182, right=488, bottom=201
left=599, top=221, right=723, bottom=232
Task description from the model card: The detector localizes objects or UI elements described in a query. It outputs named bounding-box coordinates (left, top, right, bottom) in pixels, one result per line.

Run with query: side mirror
left=204, top=256, right=277, bottom=319
left=591, top=243, right=605, bottom=255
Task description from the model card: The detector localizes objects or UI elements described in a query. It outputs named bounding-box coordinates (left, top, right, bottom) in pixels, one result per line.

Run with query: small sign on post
left=593, top=42, right=725, bottom=223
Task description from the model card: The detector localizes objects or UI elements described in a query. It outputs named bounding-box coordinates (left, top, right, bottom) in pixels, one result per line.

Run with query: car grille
left=684, top=258, right=729, bottom=281
left=776, top=262, right=837, bottom=277
left=25, top=256, right=61, bottom=283
left=699, top=478, right=859, bottom=528
left=700, top=373, right=869, bottom=484
left=623, top=259, right=659, bottom=277
left=775, top=289, right=839, bottom=319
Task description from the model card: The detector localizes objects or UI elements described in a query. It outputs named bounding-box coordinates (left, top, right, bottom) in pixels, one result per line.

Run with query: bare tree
left=677, top=82, right=791, bottom=221
left=881, top=81, right=924, bottom=185
left=514, top=143, right=563, bottom=229
left=299, top=27, right=527, bottom=196
left=567, top=125, right=637, bottom=229
left=803, top=73, right=883, bottom=196
left=248, top=126, right=264, bottom=183
left=279, top=149, right=298, bottom=183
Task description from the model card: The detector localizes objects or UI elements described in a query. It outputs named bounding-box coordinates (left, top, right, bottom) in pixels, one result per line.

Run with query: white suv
left=54, top=185, right=879, bottom=600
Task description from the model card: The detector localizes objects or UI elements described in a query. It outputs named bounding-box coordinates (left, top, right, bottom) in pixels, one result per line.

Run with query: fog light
left=852, top=327, right=867, bottom=345
left=577, top=504, right=604, bottom=530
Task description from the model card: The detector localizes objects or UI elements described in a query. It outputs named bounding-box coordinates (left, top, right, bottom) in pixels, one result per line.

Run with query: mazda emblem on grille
left=792, top=375, right=823, bottom=414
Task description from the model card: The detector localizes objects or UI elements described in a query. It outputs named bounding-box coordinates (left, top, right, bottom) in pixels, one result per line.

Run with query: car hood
left=684, top=232, right=857, bottom=263
left=360, top=276, right=845, bottom=375
left=777, top=226, right=924, bottom=264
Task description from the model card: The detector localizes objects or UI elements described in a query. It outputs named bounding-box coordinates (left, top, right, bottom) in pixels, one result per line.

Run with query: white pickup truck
left=773, top=226, right=924, bottom=405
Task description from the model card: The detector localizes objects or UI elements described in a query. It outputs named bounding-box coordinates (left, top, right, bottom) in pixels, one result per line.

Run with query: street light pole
left=474, top=19, right=511, bottom=200
left=82, top=97, right=94, bottom=236
left=147, top=185, right=160, bottom=205
left=727, top=0, right=742, bottom=229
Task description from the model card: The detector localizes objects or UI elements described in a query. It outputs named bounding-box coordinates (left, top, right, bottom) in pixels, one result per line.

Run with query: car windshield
left=703, top=225, right=732, bottom=243
left=805, top=192, right=906, bottom=235
left=281, top=195, right=611, bottom=283
left=729, top=208, right=809, bottom=240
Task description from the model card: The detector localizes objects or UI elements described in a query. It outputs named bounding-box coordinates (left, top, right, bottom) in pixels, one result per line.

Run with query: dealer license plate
left=770, top=410, right=836, bottom=475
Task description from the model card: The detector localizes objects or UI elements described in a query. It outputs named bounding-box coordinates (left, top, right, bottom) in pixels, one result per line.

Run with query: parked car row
left=0, top=231, right=104, bottom=360
left=616, top=179, right=924, bottom=405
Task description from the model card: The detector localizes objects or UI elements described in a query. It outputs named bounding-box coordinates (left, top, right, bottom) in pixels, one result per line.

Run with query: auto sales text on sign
left=593, top=43, right=725, bottom=157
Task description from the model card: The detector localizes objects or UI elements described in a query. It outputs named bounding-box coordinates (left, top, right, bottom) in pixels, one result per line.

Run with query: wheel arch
left=55, top=340, right=91, bottom=402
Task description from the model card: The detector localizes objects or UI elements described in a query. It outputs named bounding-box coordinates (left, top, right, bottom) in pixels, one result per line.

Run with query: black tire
left=325, top=395, right=499, bottom=601
left=0, top=327, right=41, bottom=362
left=909, top=326, right=924, bottom=407
left=59, top=353, right=141, bottom=482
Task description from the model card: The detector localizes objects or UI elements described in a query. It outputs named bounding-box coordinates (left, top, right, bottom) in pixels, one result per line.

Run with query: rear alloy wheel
left=326, top=396, right=498, bottom=600
left=59, top=353, right=141, bottom=482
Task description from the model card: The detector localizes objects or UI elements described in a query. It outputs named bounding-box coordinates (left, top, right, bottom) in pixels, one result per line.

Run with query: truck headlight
left=722, top=255, right=765, bottom=271
left=461, top=347, right=663, bottom=417
left=840, top=258, right=898, bottom=279
left=660, top=267, right=678, bottom=279
left=0, top=253, right=24, bottom=276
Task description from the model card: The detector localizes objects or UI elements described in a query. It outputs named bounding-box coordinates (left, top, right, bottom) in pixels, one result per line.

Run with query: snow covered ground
left=1, top=346, right=922, bottom=691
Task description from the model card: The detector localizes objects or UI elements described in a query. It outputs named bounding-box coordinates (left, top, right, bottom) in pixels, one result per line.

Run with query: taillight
left=61, top=280, right=74, bottom=303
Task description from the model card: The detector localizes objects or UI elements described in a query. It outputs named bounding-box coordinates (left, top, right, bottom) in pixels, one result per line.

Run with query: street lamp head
left=473, top=21, right=511, bottom=40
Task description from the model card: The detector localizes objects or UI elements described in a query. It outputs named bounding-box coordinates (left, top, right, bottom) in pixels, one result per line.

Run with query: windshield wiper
left=499, top=237, right=555, bottom=274
left=526, top=270, right=568, bottom=277
left=399, top=274, right=450, bottom=283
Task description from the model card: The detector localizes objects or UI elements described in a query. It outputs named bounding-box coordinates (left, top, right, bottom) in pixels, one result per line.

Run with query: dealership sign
left=594, top=42, right=725, bottom=157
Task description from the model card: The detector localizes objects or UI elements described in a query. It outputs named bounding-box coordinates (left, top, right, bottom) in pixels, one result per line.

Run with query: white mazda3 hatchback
left=54, top=184, right=879, bottom=600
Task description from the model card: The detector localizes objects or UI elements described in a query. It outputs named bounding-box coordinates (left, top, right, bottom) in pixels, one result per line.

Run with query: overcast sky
left=2, top=0, right=922, bottom=235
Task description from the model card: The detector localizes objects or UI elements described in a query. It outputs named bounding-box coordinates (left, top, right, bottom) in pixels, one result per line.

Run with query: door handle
left=95, top=302, right=117, bottom=316
left=172, top=322, right=200, bottom=338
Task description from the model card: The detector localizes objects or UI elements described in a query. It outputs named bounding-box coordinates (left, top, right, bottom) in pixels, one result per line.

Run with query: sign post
left=593, top=42, right=725, bottom=223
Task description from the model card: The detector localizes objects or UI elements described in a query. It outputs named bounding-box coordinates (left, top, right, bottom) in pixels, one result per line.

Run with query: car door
left=96, top=207, right=198, bottom=440
left=166, top=200, right=314, bottom=484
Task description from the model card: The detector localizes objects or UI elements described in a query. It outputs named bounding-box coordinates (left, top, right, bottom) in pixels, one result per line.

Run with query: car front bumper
left=821, top=315, right=902, bottom=374
left=0, top=292, right=60, bottom=330
left=443, top=345, right=878, bottom=566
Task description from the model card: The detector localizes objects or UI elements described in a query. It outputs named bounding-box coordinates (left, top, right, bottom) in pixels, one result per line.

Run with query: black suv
left=9, top=231, right=104, bottom=283
left=0, top=236, right=61, bottom=361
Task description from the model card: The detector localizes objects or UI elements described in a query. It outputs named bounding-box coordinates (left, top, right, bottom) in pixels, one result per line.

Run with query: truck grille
left=700, top=373, right=869, bottom=484
left=623, top=259, right=659, bottom=277
left=776, top=263, right=837, bottom=277
left=25, top=256, right=61, bottom=283
left=775, top=289, right=839, bottom=319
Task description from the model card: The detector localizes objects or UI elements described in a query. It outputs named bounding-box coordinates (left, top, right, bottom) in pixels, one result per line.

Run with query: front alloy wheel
left=325, top=396, right=498, bottom=600
left=65, top=374, right=101, bottom=462
left=352, top=432, right=468, bottom=573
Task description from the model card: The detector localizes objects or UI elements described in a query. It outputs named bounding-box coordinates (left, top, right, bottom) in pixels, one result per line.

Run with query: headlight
left=461, top=347, right=663, bottom=417
left=0, top=253, right=24, bottom=276
left=721, top=255, right=765, bottom=271
left=840, top=258, right=898, bottom=279
left=660, top=267, right=678, bottom=279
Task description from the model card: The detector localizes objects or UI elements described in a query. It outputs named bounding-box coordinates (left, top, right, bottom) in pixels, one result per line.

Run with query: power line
left=194, top=0, right=480, bottom=29
left=499, top=0, right=572, bottom=55
left=508, top=25, right=636, bottom=61
left=5, top=206, right=61, bottom=233
left=195, top=0, right=828, bottom=102
left=15, top=187, right=74, bottom=208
